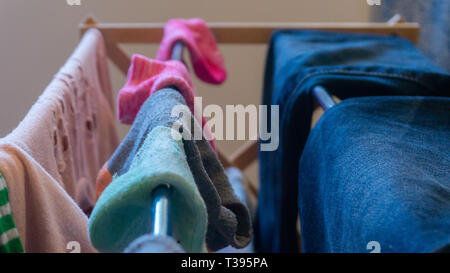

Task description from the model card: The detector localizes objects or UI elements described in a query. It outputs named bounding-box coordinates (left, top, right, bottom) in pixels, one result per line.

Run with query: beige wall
left=0, top=0, right=370, bottom=182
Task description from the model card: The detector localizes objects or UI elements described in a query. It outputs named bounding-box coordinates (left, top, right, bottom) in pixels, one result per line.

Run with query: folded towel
left=89, top=126, right=208, bottom=252
left=95, top=89, right=252, bottom=251
left=157, top=18, right=227, bottom=84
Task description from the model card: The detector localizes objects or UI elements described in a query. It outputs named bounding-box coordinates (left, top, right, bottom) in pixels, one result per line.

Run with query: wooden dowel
left=217, top=148, right=232, bottom=169
left=230, top=140, right=258, bottom=170
left=80, top=21, right=420, bottom=44
left=104, top=41, right=131, bottom=75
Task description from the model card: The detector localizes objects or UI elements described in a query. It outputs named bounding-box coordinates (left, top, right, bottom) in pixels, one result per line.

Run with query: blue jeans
left=255, top=30, right=450, bottom=252
left=299, top=96, right=450, bottom=253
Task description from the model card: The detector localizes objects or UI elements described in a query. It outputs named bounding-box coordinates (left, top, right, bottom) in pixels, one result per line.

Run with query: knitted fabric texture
left=116, top=54, right=215, bottom=149
left=96, top=89, right=252, bottom=250
left=89, top=126, right=208, bottom=253
left=157, top=18, right=227, bottom=84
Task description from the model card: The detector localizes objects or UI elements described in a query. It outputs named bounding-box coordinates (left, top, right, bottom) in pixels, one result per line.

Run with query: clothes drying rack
left=79, top=14, right=420, bottom=243
left=149, top=41, right=188, bottom=238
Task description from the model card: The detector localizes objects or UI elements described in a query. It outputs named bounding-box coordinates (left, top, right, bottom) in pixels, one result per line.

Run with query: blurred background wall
left=0, top=0, right=374, bottom=182
left=371, top=0, right=449, bottom=72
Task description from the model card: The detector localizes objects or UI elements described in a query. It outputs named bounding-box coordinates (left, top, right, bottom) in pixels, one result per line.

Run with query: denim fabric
left=299, top=96, right=450, bottom=253
left=255, top=30, right=450, bottom=252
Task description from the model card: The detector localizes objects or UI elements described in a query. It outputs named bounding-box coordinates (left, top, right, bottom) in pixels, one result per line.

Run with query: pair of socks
left=117, top=18, right=226, bottom=147
left=94, top=89, right=251, bottom=251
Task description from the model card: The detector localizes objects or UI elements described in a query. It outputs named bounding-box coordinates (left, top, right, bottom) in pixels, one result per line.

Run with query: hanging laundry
left=299, top=96, right=450, bottom=252
left=180, top=113, right=252, bottom=251
left=255, top=30, right=450, bottom=253
left=216, top=167, right=255, bottom=253
left=123, top=169, right=255, bottom=253
left=89, top=126, right=208, bottom=253
left=0, top=29, right=119, bottom=252
left=117, top=54, right=215, bottom=149
left=157, top=18, right=227, bottom=84
left=95, top=89, right=252, bottom=251
left=0, top=172, right=23, bottom=253
left=117, top=55, right=193, bottom=125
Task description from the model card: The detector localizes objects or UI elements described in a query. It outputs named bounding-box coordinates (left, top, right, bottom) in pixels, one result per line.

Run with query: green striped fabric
left=0, top=172, right=24, bottom=253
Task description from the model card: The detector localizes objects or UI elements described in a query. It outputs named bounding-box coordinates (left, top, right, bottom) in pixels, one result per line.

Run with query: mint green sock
left=88, top=126, right=207, bottom=252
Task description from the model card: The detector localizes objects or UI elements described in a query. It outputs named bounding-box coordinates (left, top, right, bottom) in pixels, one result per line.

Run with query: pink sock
left=157, top=18, right=227, bottom=85
left=117, top=54, right=215, bottom=149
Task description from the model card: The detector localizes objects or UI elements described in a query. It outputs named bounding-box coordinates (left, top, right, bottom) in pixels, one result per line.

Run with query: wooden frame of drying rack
left=79, top=15, right=419, bottom=199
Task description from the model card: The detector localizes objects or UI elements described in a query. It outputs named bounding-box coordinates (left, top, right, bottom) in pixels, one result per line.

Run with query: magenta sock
left=157, top=18, right=227, bottom=85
